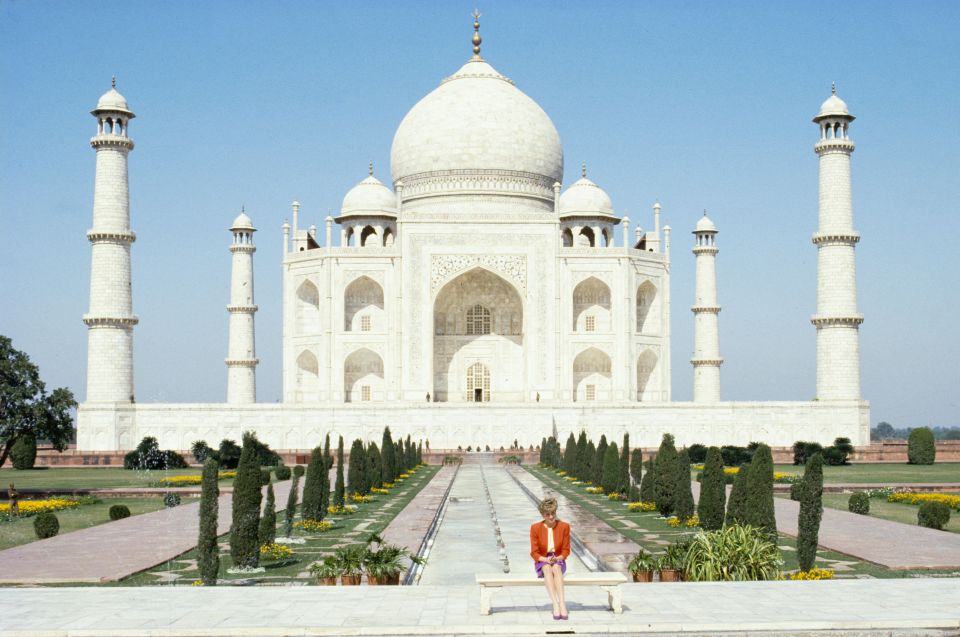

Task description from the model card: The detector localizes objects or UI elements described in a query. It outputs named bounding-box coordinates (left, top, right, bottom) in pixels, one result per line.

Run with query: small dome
left=231, top=212, right=255, bottom=231
left=814, top=87, right=854, bottom=122
left=695, top=213, right=717, bottom=233
left=559, top=177, right=614, bottom=217
left=340, top=174, right=397, bottom=217
left=93, top=87, right=134, bottom=116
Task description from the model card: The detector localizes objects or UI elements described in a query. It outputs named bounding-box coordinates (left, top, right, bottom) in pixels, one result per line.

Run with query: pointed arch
left=573, top=347, right=612, bottom=402
left=344, top=275, right=384, bottom=331
left=296, top=279, right=320, bottom=334
left=577, top=227, right=595, bottom=247
left=360, top=225, right=377, bottom=247
left=296, top=350, right=319, bottom=402
left=383, top=227, right=395, bottom=247
left=561, top=227, right=573, bottom=247
left=636, top=349, right=658, bottom=401
left=344, top=347, right=384, bottom=402
left=636, top=280, right=658, bottom=333
left=572, top=276, right=611, bottom=332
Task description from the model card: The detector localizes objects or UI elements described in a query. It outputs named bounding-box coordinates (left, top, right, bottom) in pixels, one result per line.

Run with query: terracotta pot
left=317, top=576, right=337, bottom=586
left=384, top=573, right=401, bottom=585
left=367, top=576, right=381, bottom=586
left=658, top=569, right=682, bottom=582
left=341, top=574, right=362, bottom=586
left=632, top=570, right=654, bottom=583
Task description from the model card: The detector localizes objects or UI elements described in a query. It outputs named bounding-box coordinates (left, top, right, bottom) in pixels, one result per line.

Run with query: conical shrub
left=725, top=462, right=750, bottom=526
left=301, top=446, right=324, bottom=521
left=601, top=442, right=620, bottom=494
left=197, top=457, right=220, bottom=585
left=348, top=439, right=367, bottom=496
left=797, top=453, right=823, bottom=571
left=697, top=446, right=726, bottom=531
left=639, top=458, right=655, bottom=503
left=258, top=480, right=277, bottom=546
left=744, top=443, right=777, bottom=543
left=283, top=471, right=300, bottom=538
left=320, top=434, right=332, bottom=515
left=229, top=432, right=263, bottom=569
left=334, top=436, right=346, bottom=508
left=366, top=442, right=382, bottom=491
left=653, top=433, right=678, bottom=516
left=593, top=435, right=608, bottom=486
left=674, top=449, right=695, bottom=520
left=618, top=434, right=630, bottom=495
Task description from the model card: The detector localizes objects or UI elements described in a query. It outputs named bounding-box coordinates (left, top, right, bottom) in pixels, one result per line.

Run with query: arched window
left=636, top=281, right=658, bottom=333
left=572, top=277, right=611, bottom=332
left=577, top=227, right=595, bottom=247
left=637, top=349, right=658, bottom=401
left=561, top=228, right=573, bottom=247
left=344, top=348, right=384, bottom=402
left=383, top=227, right=395, bottom=247
left=296, top=350, right=319, bottom=401
left=466, top=304, right=491, bottom=335
left=360, top=226, right=377, bottom=247
left=466, top=362, right=490, bottom=402
left=344, top=276, right=384, bottom=331
left=572, top=347, right=612, bottom=402
left=296, top=280, right=320, bottom=334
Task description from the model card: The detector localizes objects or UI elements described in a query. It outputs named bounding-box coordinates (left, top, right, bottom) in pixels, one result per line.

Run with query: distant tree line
left=871, top=422, right=960, bottom=441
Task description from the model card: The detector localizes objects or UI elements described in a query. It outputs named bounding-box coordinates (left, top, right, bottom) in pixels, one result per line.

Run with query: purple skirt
left=534, top=552, right=567, bottom=578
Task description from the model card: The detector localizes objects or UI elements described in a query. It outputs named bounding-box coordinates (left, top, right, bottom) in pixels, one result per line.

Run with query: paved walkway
left=0, top=479, right=298, bottom=583
left=1, top=579, right=958, bottom=635
left=691, top=483, right=960, bottom=569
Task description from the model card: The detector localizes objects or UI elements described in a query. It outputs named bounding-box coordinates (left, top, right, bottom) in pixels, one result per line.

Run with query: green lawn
left=1, top=467, right=210, bottom=490
left=771, top=463, right=960, bottom=484
left=818, top=492, right=960, bottom=534
left=529, top=465, right=958, bottom=579
left=119, top=464, right=440, bottom=586
left=0, top=497, right=196, bottom=551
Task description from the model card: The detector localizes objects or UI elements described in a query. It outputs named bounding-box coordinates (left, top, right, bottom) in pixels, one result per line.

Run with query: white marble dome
left=341, top=174, right=397, bottom=217
left=815, top=93, right=853, bottom=120
left=390, top=59, right=563, bottom=185
left=559, top=176, right=614, bottom=217
left=695, top=213, right=717, bottom=233
left=231, top=212, right=255, bottom=231
left=94, top=87, right=134, bottom=115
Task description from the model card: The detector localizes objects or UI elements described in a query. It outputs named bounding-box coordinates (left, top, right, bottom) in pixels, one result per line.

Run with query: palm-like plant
left=684, top=524, right=783, bottom=581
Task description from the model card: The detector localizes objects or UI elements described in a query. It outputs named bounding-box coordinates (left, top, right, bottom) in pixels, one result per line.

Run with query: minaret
left=691, top=212, right=722, bottom=402
left=84, top=79, right=137, bottom=403
left=226, top=210, right=258, bottom=403
left=812, top=84, right=862, bottom=400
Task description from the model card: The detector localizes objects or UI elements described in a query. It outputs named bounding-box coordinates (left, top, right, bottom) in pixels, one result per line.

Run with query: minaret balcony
left=812, top=232, right=860, bottom=246
left=229, top=244, right=257, bottom=254
left=225, top=358, right=259, bottom=368
left=811, top=314, right=863, bottom=328
left=83, top=314, right=139, bottom=327
left=227, top=304, right=259, bottom=314
left=690, top=357, right=724, bottom=367
left=691, top=305, right=721, bottom=314
left=692, top=245, right=719, bottom=256
left=814, top=139, right=855, bottom=155
left=90, top=135, right=134, bottom=150
left=87, top=230, right=136, bottom=244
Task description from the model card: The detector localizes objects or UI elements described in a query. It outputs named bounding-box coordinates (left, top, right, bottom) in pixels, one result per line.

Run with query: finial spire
left=241, top=205, right=245, bottom=213
left=471, top=9, right=483, bottom=59
left=703, top=208, right=708, bottom=216
left=581, top=161, right=587, bottom=178
left=368, top=160, right=373, bottom=176
left=111, top=75, right=116, bottom=89
left=831, top=81, right=836, bottom=95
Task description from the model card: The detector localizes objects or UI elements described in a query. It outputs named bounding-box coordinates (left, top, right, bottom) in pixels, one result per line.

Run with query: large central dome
left=390, top=57, right=564, bottom=210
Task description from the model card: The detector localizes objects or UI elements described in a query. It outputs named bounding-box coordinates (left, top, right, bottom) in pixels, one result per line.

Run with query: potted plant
left=657, top=540, right=688, bottom=582
left=628, top=548, right=657, bottom=582
left=334, top=545, right=366, bottom=585
left=363, top=533, right=425, bottom=585
left=309, top=556, right=339, bottom=586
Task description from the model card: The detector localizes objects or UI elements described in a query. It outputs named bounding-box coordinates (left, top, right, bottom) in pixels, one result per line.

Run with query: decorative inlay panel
left=431, top=254, right=527, bottom=294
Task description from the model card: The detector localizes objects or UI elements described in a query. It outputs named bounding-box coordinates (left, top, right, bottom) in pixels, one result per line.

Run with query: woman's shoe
left=560, top=613, right=569, bottom=620
left=552, top=614, right=561, bottom=620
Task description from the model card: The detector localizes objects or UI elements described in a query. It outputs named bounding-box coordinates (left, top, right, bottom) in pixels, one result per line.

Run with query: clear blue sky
left=1, top=1, right=958, bottom=428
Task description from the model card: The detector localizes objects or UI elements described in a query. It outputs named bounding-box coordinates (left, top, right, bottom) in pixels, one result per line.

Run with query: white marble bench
left=475, top=572, right=627, bottom=615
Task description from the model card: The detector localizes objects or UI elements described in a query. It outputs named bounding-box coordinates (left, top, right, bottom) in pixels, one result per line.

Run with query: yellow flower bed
left=327, top=504, right=357, bottom=515
left=398, top=473, right=411, bottom=479
left=563, top=476, right=576, bottom=481
left=382, top=482, right=396, bottom=488
left=294, top=519, right=334, bottom=533
left=260, top=542, right=295, bottom=560
left=685, top=515, right=700, bottom=527
left=585, top=486, right=604, bottom=494
left=626, top=501, right=657, bottom=512
left=607, top=492, right=626, bottom=501
left=154, top=471, right=237, bottom=487
left=371, top=487, right=390, bottom=494
left=666, top=515, right=700, bottom=528
left=790, top=568, right=834, bottom=580
left=350, top=493, right=374, bottom=503
left=0, top=498, right=81, bottom=515
left=887, top=492, right=960, bottom=508
left=557, top=471, right=567, bottom=476
left=666, top=516, right=681, bottom=527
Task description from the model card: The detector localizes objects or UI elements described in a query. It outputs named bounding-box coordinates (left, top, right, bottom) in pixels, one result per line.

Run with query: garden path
left=0, top=477, right=299, bottom=584
left=691, top=482, right=960, bottom=569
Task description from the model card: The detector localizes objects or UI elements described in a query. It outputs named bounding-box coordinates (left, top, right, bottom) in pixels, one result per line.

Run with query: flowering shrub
left=563, top=476, right=577, bottom=481
left=371, top=487, right=390, bottom=494
left=327, top=504, right=357, bottom=515
left=294, top=519, right=334, bottom=533
left=666, top=515, right=700, bottom=528
left=865, top=487, right=899, bottom=498
left=153, top=471, right=236, bottom=487
left=888, top=492, right=960, bottom=509
left=398, top=473, right=411, bottom=479
left=191, top=579, right=204, bottom=586
left=627, top=501, right=657, bottom=512
left=790, top=568, right=834, bottom=580
left=666, top=516, right=681, bottom=527
left=0, top=498, right=81, bottom=517
left=773, top=472, right=800, bottom=484
left=382, top=482, right=396, bottom=488
left=350, top=493, right=374, bottom=503
left=585, top=486, right=604, bottom=494
left=557, top=471, right=567, bottom=476
left=260, top=543, right=295, bottom=561
left=607, top=492, right=626, bottom=501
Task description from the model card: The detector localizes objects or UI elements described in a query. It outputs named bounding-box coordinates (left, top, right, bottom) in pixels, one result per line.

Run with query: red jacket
left=529, top=520, right=571, bottom=562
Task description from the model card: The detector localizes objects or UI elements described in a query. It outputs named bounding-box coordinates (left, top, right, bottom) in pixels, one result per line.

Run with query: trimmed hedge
left=792, top=441, right=823, bottom=466
left=163, top=492, right=181, bottom=508
left=918, top=501, right=950, bottom=530
left=697, top=446, right=726, bottom=531
left=10, top=434, right=37, bottom=470
left=109, top=504, right=131, bottom=520
left=293, top=464, right=305, bottom=478
left=34, top=512, right=59, bottom=539
left=848, top=492, right=870, bottom=515
left=274, top=465, right=292, bottom=481
left=908, top=427, right=936, bottom=465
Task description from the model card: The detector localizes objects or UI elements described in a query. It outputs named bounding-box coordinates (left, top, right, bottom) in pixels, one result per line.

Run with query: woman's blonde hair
left=538, top=497, right=558, bottom=516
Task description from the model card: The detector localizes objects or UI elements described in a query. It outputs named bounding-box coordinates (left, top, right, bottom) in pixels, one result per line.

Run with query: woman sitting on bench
left=530, top=497, right=571, bottom=620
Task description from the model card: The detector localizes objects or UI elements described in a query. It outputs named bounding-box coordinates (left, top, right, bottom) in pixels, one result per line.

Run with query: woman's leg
left=541, top=564, right=560, bottom=614
left=550, top=566, right=567, bottom=615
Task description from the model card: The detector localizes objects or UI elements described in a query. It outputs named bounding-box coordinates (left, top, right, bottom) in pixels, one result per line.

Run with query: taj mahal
left=77, top=20, right=869, bottom=452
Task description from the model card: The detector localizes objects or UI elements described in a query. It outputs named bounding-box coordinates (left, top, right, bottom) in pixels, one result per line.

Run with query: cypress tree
left=367, top=442, right=382, bottom=490
left=725, top=461, right=750, bottom=526
left=639, top=458, right=655, bottom=502
left=229, top=432, right=263, bottom=569
left=320, top=434, right=332, bottom=515
left=585, top=441, right=596, bottom=483
left=653, top=433, right=678, bottom=516
left=601, top=442, right=620, bottom=494
left=563, top=433, right=577, bottom=473
left=674, top=449, right=695, bottom=520
left=575, top=431, right=588, bottom=480
left=406, top=435, right=413, bottom=472
left=348, top=439, right=366, bottom=495
left=258, top=480, right=277, bottom=546
left=334, top=436, right=346, bottom=508
left=618, top=434, right=630, bottom=495
left=744, top=443, right=777, bottom=543
left=283, top=471, right=300, bottom=537
left=797, top=453, right=824, bottom=571
left=540, top=437, right=547, bottom=463
left=197, top=457, right=220, bottom=585
left=697, top=446, right=726, bottom=531
left=417, top=440, right=423, bottom=465
left=301, top=446, right=324, bottom=521
left=382, top=427, right=396, bottom=484
left=593, top=435, right=608, bottom=485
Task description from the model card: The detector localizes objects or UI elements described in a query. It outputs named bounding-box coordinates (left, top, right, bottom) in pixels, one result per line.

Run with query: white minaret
left=812, top=84, right=862, bottom=400
left=84, top=79, right=137, bottom=403
left=226, top=210, right=258, bottom=403
left=691, top=212, right=722, bottom=402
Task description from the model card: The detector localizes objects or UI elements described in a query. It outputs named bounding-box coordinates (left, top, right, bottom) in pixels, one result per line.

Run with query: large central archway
left=433, top=267, right=524, bottom=402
